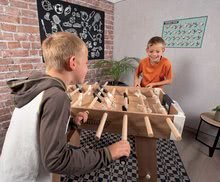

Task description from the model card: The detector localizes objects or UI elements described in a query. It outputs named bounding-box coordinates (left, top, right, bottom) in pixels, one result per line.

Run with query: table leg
left=135, top=136, right=157, bottom=182
left=195, top=119, right=202, bottom=139
left=209, top=128, right=220, bottom=157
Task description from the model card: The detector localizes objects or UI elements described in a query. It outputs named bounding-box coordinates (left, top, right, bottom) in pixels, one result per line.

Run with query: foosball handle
left=120, top=156, right=127, bottom=165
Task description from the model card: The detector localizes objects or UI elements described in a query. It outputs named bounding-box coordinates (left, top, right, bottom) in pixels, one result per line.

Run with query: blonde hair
left=147, top=36, right=166, bottom=48
left=42, top=32, right=86, bottom=71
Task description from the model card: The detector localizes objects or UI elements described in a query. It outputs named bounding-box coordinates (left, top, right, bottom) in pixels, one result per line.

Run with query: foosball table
left=66, top=82, right=185, bottom=182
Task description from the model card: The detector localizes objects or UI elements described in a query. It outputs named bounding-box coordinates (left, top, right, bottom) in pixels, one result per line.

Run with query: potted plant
left=212, top=105, right=220, bottom=121
left=94, top=57, right=139, bottom=86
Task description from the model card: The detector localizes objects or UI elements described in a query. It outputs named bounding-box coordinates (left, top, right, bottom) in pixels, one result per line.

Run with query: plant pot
left=107, top=81, right=128, bottom=86
left=214, top=111, right=220, bottom=122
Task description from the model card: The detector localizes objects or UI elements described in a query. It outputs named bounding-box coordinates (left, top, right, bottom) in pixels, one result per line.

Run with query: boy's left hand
left=74, top=111, right=89, bottom=126
left=146, top=83, right=155, bottom=88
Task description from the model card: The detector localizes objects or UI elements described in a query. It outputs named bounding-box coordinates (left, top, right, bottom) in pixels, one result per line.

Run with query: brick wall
left=0, top=0, right=114, bottom=153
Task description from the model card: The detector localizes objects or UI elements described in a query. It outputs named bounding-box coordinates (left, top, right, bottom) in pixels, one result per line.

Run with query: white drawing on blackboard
left=81, top=11, right=88, bottom=21
left=69, top=17, right=76, bottom=24
left=63, top=21, right=72, bottom=27
left=51, top=21, right=58, bottom=33
left=76, top=12, right=80, bottom=18
left=41, top=0, right=53, bottom=11
left=54, top=4, right=64, bottom=14
left=87, top=11, right=95, bottom=22
left=41, top=19, right=50, bottom=37
left=52, top=15, right=64, bottom=31
left=65, top=28, right=77, bottom=35
left=86, top=41, right=92, bottom=48
left=91, top=52, right=95, bottom=58
left=93, top=42, right=97, bottom=46
left=92, top=46, right=102, bottom=51
left=44, top=12, right=50, bottom=21
left=98, top=21, right=103, bottom=33
left=96, top=33, right=102, bottom=44
left=92, top=13, right=101, bottom=27
left=79, top=28, right=88, bottom=39
left=88, top=32, right=96, bottom=41
left=64, top=5, right=71, bottom=16
left=95, top=50, right=100, bottom=57
left=72, top=23, right=81, bottom=28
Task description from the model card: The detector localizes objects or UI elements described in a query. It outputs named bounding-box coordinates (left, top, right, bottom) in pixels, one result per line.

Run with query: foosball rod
left=138, top=89, right=154, bottom=137
left=88, top=82, right=108, bottom=109
left=95, top=87, right=116, bottom=140
left=166, top=118, right=182, bottom=141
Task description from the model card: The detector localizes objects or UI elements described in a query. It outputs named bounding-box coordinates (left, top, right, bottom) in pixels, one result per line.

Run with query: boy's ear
left=162, top=47, right=165, bottom=52
left=67, top=56, right=77, bottom=71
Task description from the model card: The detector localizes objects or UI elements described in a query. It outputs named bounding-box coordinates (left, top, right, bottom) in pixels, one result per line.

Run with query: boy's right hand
left=107, top=140, right=130, bottom=160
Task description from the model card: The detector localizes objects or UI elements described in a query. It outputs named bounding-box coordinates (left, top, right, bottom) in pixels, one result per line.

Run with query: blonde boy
left=0, top=32, right=130, bottom=182
left=134, top=36, right=173, bottom=88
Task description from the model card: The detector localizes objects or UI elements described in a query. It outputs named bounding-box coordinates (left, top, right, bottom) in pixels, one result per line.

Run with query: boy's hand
left=146, top=83, right=155, bottom=88
left=74, top=111, right=89, bottom=126
left=107, top=140, right=130, bottom=160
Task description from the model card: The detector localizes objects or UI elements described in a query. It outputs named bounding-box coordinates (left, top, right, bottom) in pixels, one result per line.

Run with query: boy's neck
left=46, top=69, right=71, bottom=87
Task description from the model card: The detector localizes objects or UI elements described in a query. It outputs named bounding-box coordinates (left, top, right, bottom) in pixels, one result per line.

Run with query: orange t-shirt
left=135, top=57, right=172, bottom=87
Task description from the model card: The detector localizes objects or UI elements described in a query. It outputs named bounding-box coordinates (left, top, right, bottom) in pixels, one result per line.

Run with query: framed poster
left=37, top=0, right=105, bottom=59
left=162, top=16, right=208, bottom=48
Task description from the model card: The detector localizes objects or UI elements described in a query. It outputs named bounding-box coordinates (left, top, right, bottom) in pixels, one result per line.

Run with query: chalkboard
left=37, top=0, right=105, bottom=60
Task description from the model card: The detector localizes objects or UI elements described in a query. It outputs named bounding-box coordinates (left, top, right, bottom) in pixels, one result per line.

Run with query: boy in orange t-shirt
left=134, top=36, right=173, bottom=88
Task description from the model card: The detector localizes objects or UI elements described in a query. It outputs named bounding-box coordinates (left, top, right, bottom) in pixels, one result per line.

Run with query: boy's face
left=74, top=46, right=88, bottom=84
left=146, top=43, right=165, bottom=63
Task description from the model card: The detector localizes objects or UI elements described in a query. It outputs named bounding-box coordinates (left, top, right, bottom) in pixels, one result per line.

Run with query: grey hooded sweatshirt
left=0, top=72, right=112, bottom=182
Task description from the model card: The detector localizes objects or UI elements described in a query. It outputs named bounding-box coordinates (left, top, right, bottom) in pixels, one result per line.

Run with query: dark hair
left=147, top=36, right=166, bottom=48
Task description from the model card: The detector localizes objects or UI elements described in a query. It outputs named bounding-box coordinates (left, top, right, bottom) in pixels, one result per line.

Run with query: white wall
left=113, top=0, right=220, bottom=129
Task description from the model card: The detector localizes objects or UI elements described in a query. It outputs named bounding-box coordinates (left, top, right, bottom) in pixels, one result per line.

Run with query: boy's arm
left=134, top=73, right=140, bottom=87
left=39, top=89, right=112, bottom=176
left=146, top=78, right=172, bottom=88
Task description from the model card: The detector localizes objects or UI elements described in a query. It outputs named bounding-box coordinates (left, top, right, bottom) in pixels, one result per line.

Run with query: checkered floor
left=61, top=129, right=190, bottom=182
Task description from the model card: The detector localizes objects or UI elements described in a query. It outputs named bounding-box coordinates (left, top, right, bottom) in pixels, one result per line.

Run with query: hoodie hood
left=7, top=72, right=67, bottom=108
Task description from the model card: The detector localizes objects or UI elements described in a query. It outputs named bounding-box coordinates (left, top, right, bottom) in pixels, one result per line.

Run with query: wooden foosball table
left=55, top=82, right=185, bottom=182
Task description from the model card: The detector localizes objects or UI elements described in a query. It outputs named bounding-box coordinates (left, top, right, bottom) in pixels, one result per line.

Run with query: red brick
left=32, top=63, right=46, bottom=70
left=0, top=0, right=9, bottom=5
left=21, top=17, right=38, bottom=26
left=0, top=32, right=14, bottom=41
left=14, top=33, right=29, bottom=41
left=0, top=72, right=16, bottom=80
left=32, top=42, right=41, bottom=49
left=8, top=42, right=21, bottom=49
left=21, top=64, right=33, bottom=70
left=4, top=6, right=20, bottom=16
left=0, top=66, right=9, bottom=72
left=10, top=0, right=28, bottom=9
left=15, top=57, right=41, bottom=64
left=21, top=42, right=31, bottom=49
left=8, top=64, right=20, bottom=71
left=0, top=58, right=14, bottom=64
left=0, top=108, right=10, bottom=116
left=21, top=9, right=37, bottom=18
left=1, top=23, right=17, bottom=32
left=3, top=50, right=29, bottom=58
left=0, top=87, right=10, bottom=94
left=28, top=3, right=37, bottom=11
left=0, top=42, right=7, bottom=49
left=0, top=15, right=19, bottom=24
left=29, top=50, right=38, bottom=56
left=17, top=26, right=39, bottom=34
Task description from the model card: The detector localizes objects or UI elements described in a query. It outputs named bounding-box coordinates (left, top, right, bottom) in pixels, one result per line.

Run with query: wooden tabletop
left=200, top=112, right=220, bottom=127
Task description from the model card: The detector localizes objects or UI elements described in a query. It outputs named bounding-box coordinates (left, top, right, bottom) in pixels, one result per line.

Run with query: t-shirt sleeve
left=39, top=88, right=111, bottom=176
left=165, top=60, right=173, bottom=80
left=135, top=60, right=143, bottom=76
